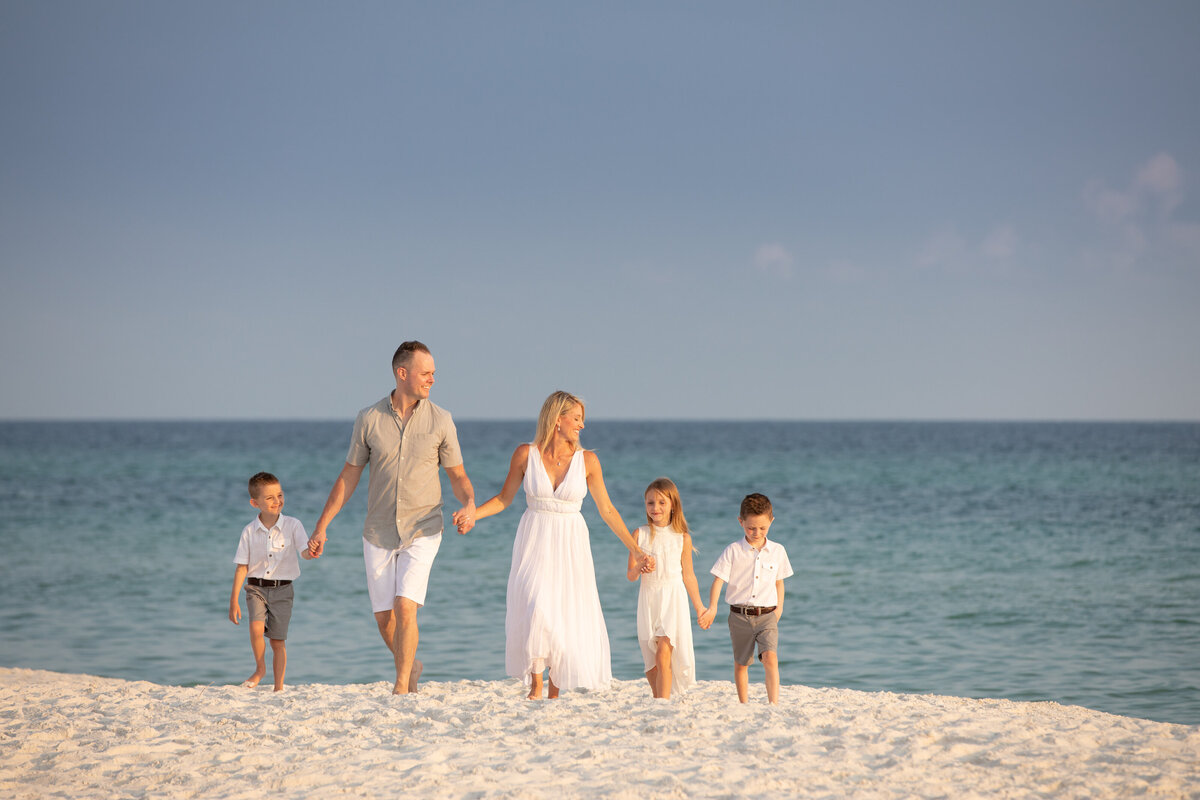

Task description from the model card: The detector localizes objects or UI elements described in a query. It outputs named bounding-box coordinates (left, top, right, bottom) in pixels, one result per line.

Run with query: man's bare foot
left=392, top=659, right=424, bottom=695
left=241, top=672, right=265, bottom=688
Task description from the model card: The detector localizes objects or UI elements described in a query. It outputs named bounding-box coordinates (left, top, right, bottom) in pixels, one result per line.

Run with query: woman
left=473, top=391, right=653, bottom=699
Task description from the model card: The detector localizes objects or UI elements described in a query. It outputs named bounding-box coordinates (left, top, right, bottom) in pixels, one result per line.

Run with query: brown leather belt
left=248, top=577, right=292, bottom=587
left=730, top=605, right=776, bottom=616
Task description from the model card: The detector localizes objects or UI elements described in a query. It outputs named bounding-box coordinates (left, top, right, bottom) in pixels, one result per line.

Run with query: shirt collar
left=254, top=516, right=281, bottom=535
left=379, top=394, right=427, bottom=419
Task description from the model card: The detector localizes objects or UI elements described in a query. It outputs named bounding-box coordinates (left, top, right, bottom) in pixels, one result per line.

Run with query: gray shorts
left=245, top=582, right=295, bottom=641
left=728, top=608, right=779, bottom=666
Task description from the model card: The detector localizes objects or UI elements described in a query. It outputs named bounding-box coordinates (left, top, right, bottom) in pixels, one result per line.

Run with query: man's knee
left=394, top=596, right=420, bottom=623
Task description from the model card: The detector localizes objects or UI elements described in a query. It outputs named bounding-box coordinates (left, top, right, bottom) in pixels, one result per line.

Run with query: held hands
left=307, top=530, right=326, bottom=558
left=452, top=503, right=477, bottom=535
left=637, top=551, right=656, bottom=574
left=697, top=606, right=717, bottom=630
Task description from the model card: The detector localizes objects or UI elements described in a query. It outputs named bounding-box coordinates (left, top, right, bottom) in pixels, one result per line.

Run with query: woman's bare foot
left=527, top=671, right=543, bottom=700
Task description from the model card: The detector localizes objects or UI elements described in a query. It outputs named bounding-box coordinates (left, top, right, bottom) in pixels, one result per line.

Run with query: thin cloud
left=1085, top=152, right=1184, bottom=223
left=1082, top=152, right=1197, bottom=270
left=917, top=225, right=1017, bottom=272
left=753, top=243, right=794, bottom=279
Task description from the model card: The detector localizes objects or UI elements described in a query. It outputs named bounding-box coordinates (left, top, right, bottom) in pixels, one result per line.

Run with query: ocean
left=1, top=420, right=1197, bottom=725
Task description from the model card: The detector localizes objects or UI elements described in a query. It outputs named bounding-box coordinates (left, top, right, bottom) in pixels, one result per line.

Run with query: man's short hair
left=740, top=492, right=773, bottom=519
left=392, top=341, right=432, bottom=373
left=248, top=471, right=280, bottom=498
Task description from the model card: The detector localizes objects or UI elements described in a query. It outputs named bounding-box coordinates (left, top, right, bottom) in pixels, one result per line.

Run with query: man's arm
left=444, top=463, right=476, bottom=534
left=309, top=461, right=365, bottom=556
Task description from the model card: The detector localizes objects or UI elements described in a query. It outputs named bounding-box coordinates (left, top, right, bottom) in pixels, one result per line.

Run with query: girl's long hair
left=644, top=476, right=688, bottom=543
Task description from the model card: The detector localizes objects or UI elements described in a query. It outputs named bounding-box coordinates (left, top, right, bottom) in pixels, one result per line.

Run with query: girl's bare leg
left=655, top=637, right=673, bottom=699
left=528, top=670, right=543, bottom=700
left=547, top=678, right=560, bottom=699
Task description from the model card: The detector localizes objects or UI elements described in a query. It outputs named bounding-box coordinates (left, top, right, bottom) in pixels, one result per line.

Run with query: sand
left=1, top=667, right=1197, bottom=799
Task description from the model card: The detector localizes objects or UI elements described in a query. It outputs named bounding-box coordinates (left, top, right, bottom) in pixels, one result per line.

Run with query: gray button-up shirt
left=347, top=396, right=464, bottom=550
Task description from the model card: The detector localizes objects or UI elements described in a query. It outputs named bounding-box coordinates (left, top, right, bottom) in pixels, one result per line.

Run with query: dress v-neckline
left=538, top=447, right=576, bottom=493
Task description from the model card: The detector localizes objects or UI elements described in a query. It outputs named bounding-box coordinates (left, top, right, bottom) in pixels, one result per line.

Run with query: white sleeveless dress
left=504, top=445, right=612, bottom=690
left=636, top=525, right=697, bottom=694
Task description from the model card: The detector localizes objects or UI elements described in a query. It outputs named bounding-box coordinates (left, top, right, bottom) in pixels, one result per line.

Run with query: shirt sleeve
left=346, top=407, right=372, bottom=467
left=438, top=413, right=464, bottom=469
left=233, top=527, right=251, bottom=565
left=776, top=544, right=795, bottom=580
left=287, top=517, right=310, bottom=551
left=710, top=542, right=734, bottom=581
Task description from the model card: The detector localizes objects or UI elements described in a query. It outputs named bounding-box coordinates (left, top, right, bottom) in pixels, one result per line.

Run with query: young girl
left=626, top=477, right=707, bottom=699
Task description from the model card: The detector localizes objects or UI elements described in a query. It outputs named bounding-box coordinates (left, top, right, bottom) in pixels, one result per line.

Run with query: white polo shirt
left=233, top=514, right=310, bottom=581
left=710, top=538, right=794, bottom=607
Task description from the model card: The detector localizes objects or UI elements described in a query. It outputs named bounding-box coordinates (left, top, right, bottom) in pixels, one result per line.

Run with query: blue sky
left=3, top=2, right=1198, bottom=420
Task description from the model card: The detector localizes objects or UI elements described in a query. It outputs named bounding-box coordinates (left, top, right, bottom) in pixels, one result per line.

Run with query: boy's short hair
left=739, top=493, right=773, bottom=519
left=392, top=341, right=431, bottom=373
left=248, top=471, right=280, bottom=498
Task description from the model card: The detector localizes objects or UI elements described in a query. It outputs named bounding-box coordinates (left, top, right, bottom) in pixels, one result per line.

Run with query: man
left=309, top=341, right=475, bottom=694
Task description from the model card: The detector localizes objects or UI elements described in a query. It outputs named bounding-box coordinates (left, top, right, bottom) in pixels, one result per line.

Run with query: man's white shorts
left=363, top=534, right=443, bottom=612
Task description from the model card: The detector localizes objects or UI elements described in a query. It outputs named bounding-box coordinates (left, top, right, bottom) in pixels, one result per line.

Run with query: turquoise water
left=1, top=420, right=1197, bottom=724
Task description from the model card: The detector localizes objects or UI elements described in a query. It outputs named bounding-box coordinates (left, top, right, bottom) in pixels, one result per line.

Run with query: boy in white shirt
left=700, top=493, right=794, bottom=704
left=229, top=472, right=314, bottom=691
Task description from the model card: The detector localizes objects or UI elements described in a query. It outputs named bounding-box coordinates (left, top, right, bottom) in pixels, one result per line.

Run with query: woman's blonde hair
left=534, top=391, right=585, bottom=451
left=644, top=476, right=689, bottom=543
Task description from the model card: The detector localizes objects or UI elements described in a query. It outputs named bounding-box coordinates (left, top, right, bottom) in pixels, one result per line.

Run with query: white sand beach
left=1, top=667, right=1197, bottom=799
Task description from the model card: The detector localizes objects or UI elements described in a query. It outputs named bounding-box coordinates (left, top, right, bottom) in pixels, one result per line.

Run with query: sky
left=2, top=1, right=1199, bottom=421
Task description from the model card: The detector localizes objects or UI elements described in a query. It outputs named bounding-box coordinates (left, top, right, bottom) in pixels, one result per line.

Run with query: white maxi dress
left=636, top=525, right=697, bottom=694
left=505, top=445, right=612, bottom=690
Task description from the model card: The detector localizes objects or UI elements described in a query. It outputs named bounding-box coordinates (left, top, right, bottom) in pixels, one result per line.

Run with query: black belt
left=730, top=605, right=776, bottom=616
left=247, top=577, right=291, bottom=587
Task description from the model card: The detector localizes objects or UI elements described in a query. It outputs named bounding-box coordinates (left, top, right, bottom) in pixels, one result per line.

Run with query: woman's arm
left=625, top=527, right=645, bottom=581
left=584, top=451, right=652, bottom=570
left=473, top=444, right=529, bottom=522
